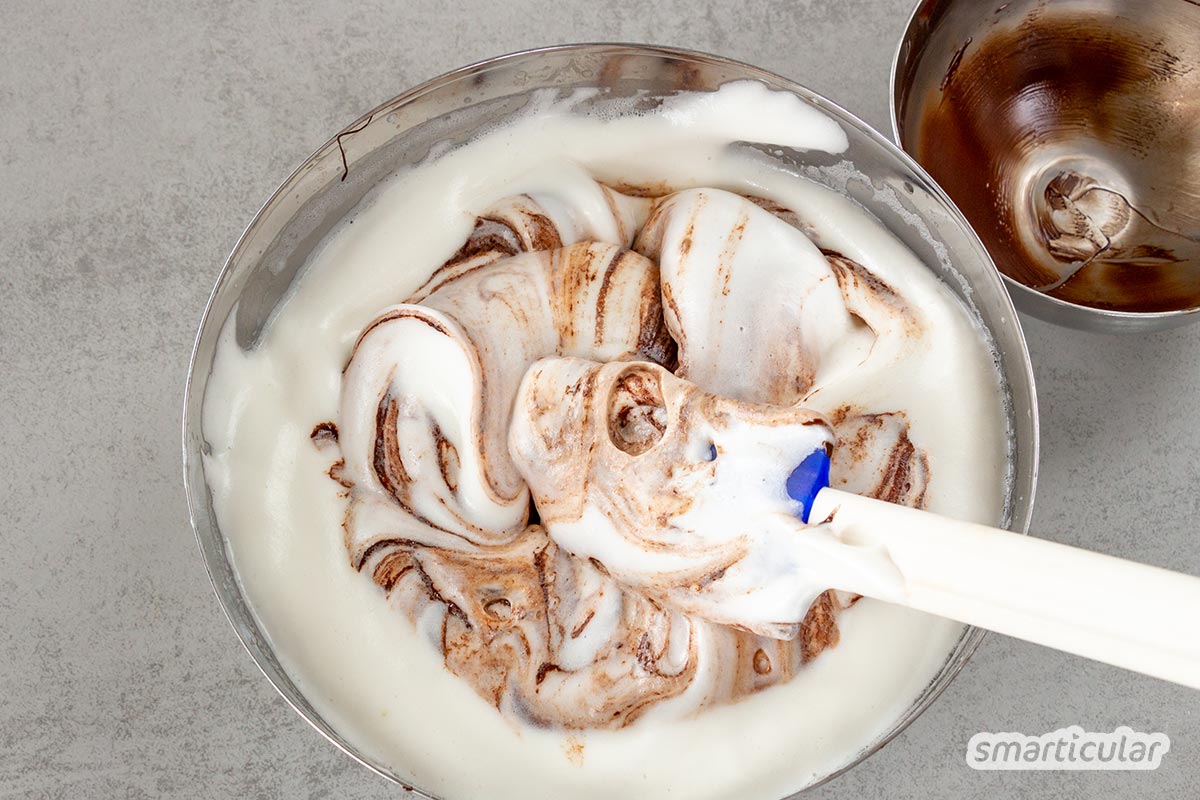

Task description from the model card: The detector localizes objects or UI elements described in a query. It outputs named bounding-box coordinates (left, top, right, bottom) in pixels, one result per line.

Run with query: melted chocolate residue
left=916, top=10, right=1200, bottom=312
left=310, top=421, right=339, bottom=444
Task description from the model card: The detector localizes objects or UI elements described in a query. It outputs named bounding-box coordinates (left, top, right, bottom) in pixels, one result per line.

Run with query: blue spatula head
left=786, top=448, right=832, bottom=524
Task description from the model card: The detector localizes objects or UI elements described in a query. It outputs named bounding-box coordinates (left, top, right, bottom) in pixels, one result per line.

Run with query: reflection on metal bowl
left=893, top=0, right=1200, bottom=331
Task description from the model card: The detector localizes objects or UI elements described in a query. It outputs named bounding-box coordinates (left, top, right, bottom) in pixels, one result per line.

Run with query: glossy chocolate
left=911, top=3, right=1200, bottom=312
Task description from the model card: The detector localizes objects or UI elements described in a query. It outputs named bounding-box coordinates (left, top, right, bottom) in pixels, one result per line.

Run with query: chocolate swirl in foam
left=510, top=357, right=847, bottom=640
left=329, top=180, right=934, bottom=729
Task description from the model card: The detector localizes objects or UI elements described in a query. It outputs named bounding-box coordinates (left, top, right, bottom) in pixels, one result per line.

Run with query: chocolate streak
left=328, top=188, right=933, bottom=730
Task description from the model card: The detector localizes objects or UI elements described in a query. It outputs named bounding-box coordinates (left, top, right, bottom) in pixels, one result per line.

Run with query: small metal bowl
left=892, top=0, right=1200, bottom=332
left=184, top=44, right=1039, bottom=797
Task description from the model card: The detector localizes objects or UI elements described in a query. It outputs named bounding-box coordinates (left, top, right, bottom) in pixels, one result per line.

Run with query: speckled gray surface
left=2, top=0, right=1199, bottom=797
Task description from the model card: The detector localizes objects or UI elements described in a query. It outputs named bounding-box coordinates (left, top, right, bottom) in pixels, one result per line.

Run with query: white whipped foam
left=202, top=81, right=1008, bottom=800
left=509, top=356, right=907, bottom=639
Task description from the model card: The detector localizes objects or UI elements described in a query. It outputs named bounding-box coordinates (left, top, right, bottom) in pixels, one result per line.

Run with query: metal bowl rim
left=183, top=41, right=1041, bottom=797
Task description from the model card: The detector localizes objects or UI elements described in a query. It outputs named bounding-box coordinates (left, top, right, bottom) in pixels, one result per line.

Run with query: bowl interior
left=185, top=43, right=1039, bottom=796
left=893, top=0, right=1200, bottom=332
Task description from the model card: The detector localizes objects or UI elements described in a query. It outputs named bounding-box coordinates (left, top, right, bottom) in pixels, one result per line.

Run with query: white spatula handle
left=811, top=488, right=1200, bottom=689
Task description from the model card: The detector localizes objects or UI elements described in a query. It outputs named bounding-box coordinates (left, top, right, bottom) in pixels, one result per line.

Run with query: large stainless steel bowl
left=892, top=0, right=1200, bottom=333
left=183, top=43, right=1039, bottom=798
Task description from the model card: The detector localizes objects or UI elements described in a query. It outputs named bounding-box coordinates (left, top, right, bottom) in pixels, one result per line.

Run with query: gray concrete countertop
left=3, top=1, right=1198, bottom=797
